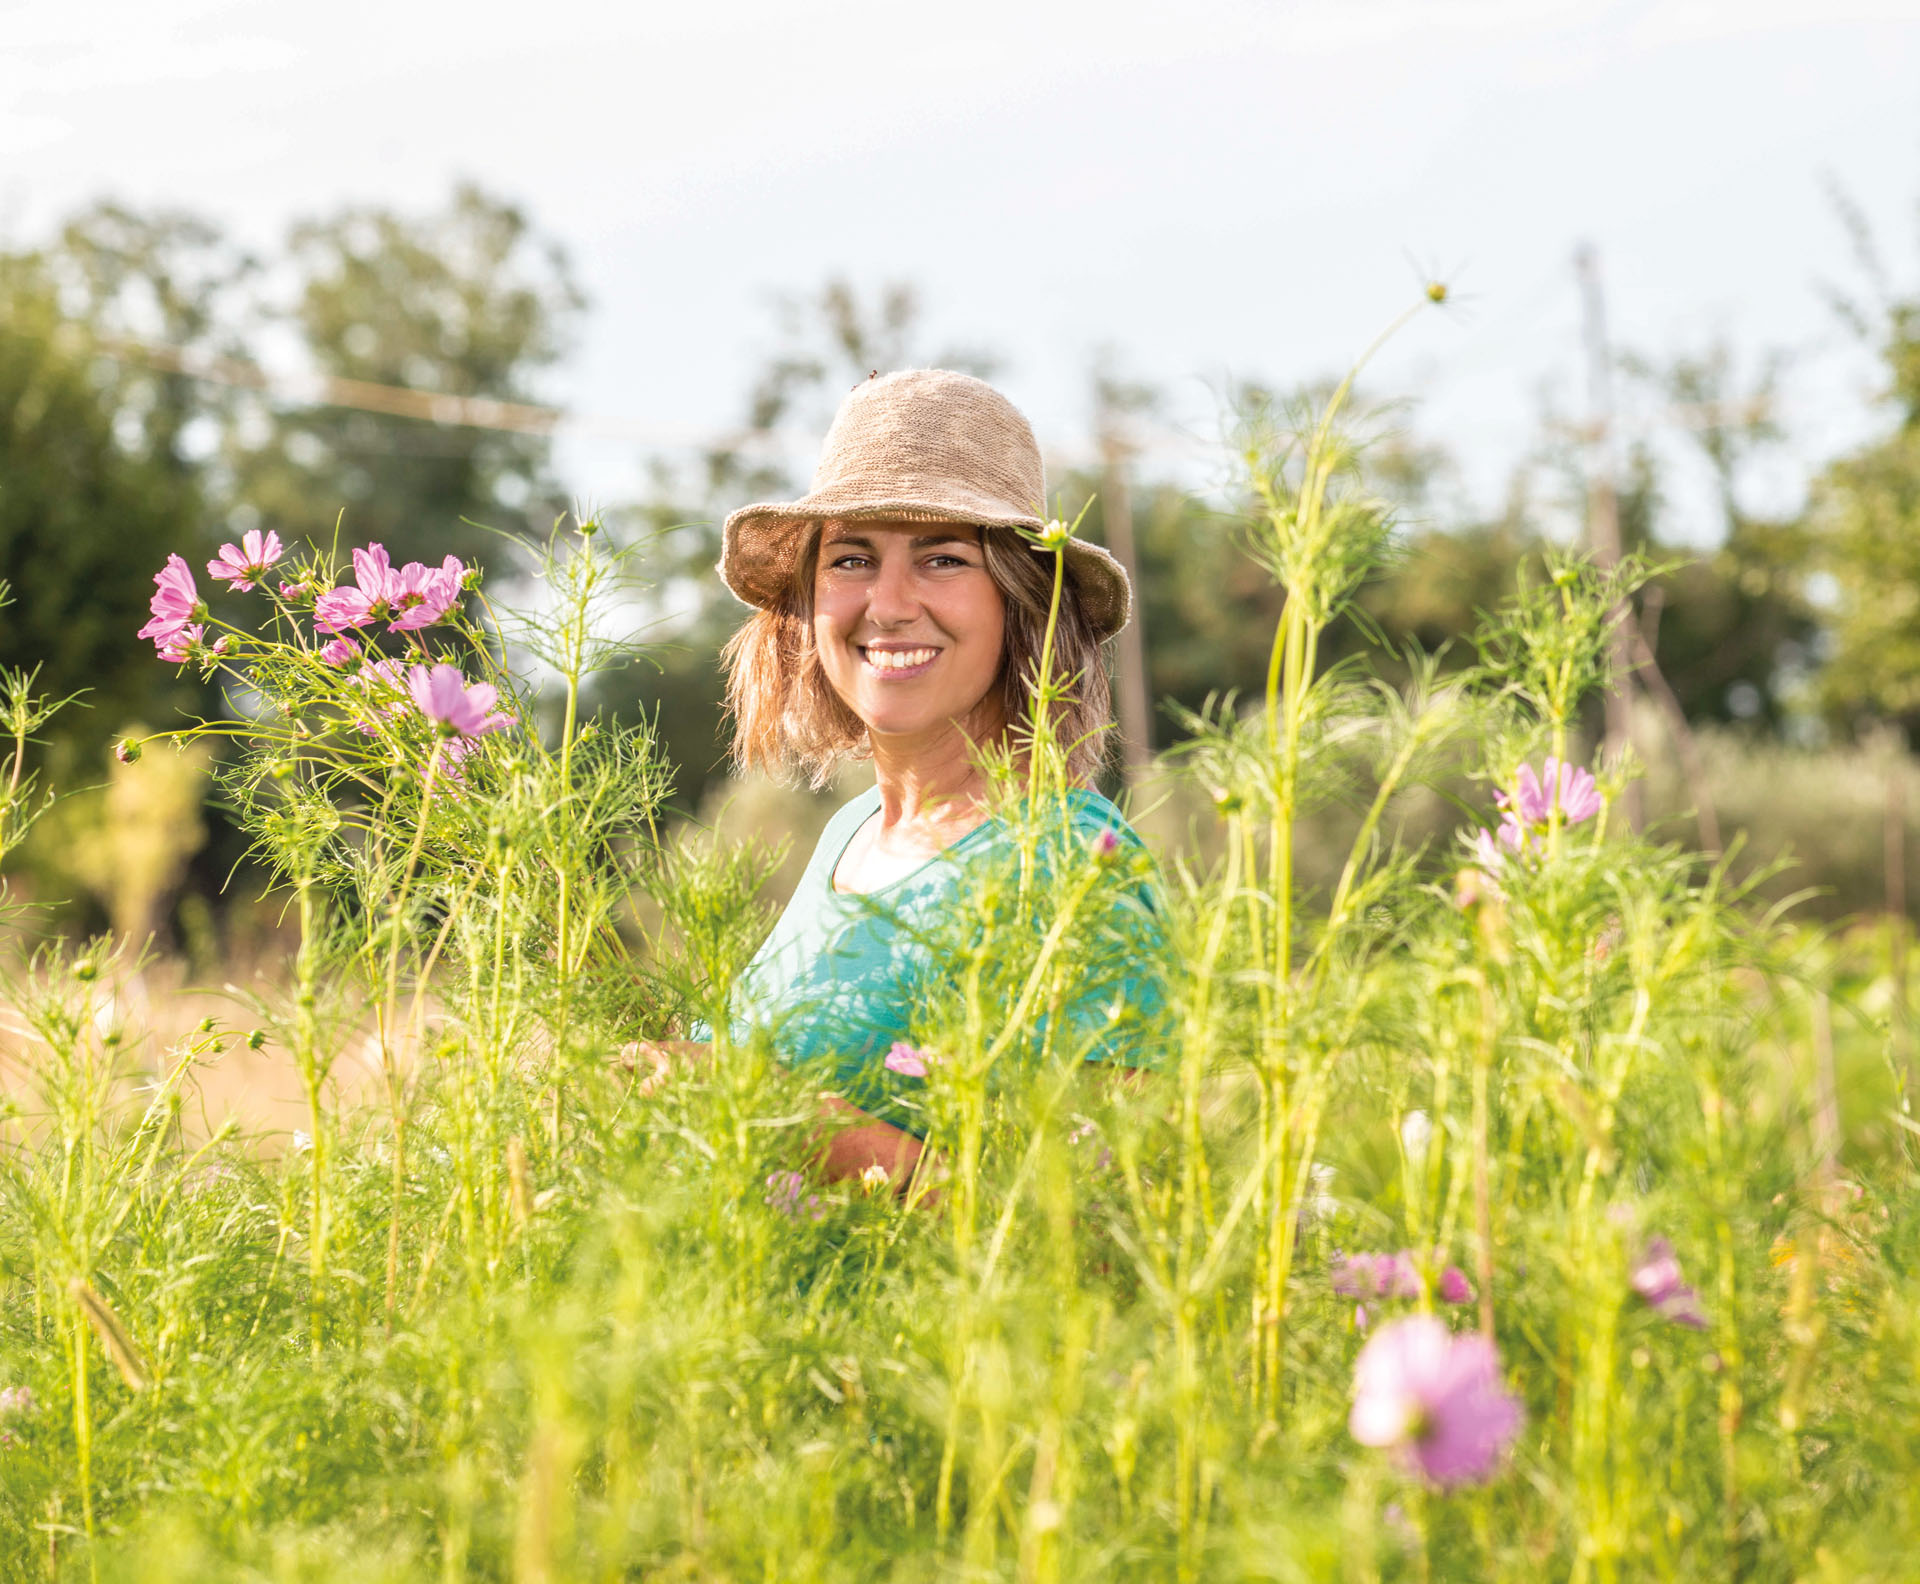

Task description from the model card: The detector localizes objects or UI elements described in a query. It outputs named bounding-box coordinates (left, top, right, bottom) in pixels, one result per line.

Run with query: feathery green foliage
left=1, top=299, right=1916, bottom=1583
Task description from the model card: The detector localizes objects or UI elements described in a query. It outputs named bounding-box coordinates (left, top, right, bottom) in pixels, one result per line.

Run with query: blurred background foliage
left=3, top=178, right=1920, bottom=947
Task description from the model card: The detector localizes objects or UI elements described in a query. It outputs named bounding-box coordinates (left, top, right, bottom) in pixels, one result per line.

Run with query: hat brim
left=719, top=496, right=1132, bottom=641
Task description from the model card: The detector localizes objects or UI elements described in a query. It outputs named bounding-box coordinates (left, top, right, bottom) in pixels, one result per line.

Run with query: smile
left=860, top=645, right=939, bottom=676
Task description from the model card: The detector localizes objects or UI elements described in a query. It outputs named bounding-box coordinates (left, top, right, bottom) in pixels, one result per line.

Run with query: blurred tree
left=1061, top=402, right=1518, bottom=735
left=0, top=257, right=211, bottom=767
left=232, top=182, right=584, bottom=567
left=1622, top=340, right=1818, bottom=730
left=1805, top=217, right=1920, bottom=737
left=47, top=200, right=257, bottom=481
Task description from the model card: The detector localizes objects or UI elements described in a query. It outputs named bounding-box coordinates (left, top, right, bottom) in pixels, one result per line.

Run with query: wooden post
left=1887, top=752, right=1911, bottom=1096
left=1576, top=244, right=1643, bottom=831
left=1094, top=368, right=1155, bottom=787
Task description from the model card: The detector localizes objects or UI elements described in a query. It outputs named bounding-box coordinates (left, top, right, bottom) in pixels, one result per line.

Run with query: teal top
left=721, top=785, right=1168, bottom=1134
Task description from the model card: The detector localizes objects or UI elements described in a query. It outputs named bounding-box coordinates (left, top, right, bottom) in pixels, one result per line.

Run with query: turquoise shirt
left=723, top=786, right=1168, bottom=1133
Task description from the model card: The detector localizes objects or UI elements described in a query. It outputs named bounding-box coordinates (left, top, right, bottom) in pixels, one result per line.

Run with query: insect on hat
left=719, top=368, right=1132, bottom=641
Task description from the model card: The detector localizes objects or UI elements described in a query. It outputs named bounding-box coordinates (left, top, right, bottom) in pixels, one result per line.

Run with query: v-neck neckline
left=828, top=791, right=997, bottom=897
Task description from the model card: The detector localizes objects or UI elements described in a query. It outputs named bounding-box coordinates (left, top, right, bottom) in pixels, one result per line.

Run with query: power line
left=92, top=333, right=757, bottom=450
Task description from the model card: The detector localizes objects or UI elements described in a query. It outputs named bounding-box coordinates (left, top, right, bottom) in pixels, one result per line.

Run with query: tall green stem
left=379, top=749, right=440, bottom=1322
left=294, top=874, right=326, bottom=1357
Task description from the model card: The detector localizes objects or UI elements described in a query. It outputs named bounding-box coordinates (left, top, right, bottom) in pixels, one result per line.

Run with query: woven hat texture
left=720, top=368, right=1131, bottom=640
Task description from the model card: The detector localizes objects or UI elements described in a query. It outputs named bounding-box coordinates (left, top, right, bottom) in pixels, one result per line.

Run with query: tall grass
left=1, top=309, right=1917, bottom=1581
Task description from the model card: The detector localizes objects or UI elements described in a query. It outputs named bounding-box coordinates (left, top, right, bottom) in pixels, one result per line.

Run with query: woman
left=650, top=369, right=1165, bottom=1190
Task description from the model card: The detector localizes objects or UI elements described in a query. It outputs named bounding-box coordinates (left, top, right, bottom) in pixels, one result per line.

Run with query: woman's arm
left=814, top=1095, right=927, bottom=1188
left=616, top=1041, right=932, bottom=1196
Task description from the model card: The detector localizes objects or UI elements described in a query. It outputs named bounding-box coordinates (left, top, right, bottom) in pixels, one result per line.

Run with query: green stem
left=379, top=748, right=440, bottom=1323
left=296, top=874, right=326, bottom=1359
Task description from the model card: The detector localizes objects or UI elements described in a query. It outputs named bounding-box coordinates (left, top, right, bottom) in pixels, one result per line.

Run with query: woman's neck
left=867, top=723, right=993, bottom=832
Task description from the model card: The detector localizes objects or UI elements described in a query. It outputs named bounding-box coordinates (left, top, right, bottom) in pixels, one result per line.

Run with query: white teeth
left=865, top=647, right=936, bottom=671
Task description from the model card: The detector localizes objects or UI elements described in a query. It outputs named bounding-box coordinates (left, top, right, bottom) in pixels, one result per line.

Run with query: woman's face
left=812, top=521, right=1006, bottom=746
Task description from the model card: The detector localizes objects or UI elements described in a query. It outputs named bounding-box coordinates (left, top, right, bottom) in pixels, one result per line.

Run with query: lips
left=861, top=645, right=938, bottom=673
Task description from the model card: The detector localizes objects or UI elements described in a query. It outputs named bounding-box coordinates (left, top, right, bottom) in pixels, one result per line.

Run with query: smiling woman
left=658, top=369, right=1169, bottom=1191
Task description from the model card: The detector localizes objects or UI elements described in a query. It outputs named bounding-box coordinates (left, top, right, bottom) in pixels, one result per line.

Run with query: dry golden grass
left=0, top=954, right=393, bottom=1145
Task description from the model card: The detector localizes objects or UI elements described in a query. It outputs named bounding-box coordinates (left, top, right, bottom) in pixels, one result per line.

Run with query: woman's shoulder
left=1062, top=787, right=1144, bottom=847
left=822, top=783, right=883, bottom=840
left=788, top=785, right=883, bottom=893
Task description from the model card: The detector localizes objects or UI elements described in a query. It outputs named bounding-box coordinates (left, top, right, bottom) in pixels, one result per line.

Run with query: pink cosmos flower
left=1471, top=816, right=1527, bottom=873
left=406, top=663, right=514, bottom=741
left=1092, top=827, right=1123, bottom=861
left=1332, top=1251, right=1474, bottom=1305
left=137, top=554, right=203, bottom=655
left=318, top=637, right=360, bottom=667
left=764, top=1170, right=824, bottom=1221
left=1630, top=1237, right=1707, bottom=1330
left=155, top=623, right=209, bottom=663
left=1349, top=1316, right=1523, bottom=1487
left=350, top=657, right=412, bottom=734
left=387, top=556, right=466, bottom=632
left=1498, top=758, right=1603, bottom=828
left=313, top=543, right=397, bottom=633
left=0, top=1385, right=32, bottom=1417
left=279, top=580, right=313, bottom=602
left=884, top=1042, right=931, bottom=1078
left=206, top=529, right=284, bottom=590
left=1333, top=1252, right=1421, bottom=1300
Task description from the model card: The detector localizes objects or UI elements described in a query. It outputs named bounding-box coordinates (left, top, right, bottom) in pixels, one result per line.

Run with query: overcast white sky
left=5, top=0, right=1918, bottom=538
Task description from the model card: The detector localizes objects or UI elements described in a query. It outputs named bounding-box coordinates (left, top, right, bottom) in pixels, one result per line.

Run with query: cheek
left=811, top=584, right=849, bottom=634
left=956, top=586, right=1007, bottom=678
left=978, top=600, right=1006, bottom=663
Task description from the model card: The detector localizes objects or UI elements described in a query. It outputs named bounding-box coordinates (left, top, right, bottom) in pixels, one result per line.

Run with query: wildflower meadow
left=2, top=301, right=1917, bottom=1582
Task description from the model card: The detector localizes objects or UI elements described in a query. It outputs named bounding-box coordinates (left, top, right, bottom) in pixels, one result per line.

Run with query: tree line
left=2, top=180, right=1917, bottom=940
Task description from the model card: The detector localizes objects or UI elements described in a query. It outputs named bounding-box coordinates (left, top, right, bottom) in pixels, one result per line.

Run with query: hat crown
left=719, top=368, right=1131, bottom=641
left=809, top=368, right=1045, bottom=517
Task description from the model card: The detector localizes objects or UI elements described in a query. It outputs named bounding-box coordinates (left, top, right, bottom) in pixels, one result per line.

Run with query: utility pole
left=1575, top=243, right=1643, bottom=831
left=1094, top=365, right=1155, bottom=787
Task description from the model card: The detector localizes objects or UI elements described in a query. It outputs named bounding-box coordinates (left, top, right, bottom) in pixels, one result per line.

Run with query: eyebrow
left=821, top=532, right=978, bottom=551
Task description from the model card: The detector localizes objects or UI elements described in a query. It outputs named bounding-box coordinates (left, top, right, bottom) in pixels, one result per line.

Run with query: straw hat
left=719, top=368, right=1132, bottom=640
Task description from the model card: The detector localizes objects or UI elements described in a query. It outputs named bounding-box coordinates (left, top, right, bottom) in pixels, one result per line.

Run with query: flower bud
left=113, top=738, right=142, bottom=765
left=245, top=1029, right=267, bottom=1051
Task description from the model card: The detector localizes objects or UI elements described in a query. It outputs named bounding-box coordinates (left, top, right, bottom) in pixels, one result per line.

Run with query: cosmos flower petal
left=884, top=1042, right=930, bottom=1077
left=351, top=543, right=395, bottom=601
left=314, top=588, right=375, bottom=633
left=1349, top=1317, right=1522, bottom=1487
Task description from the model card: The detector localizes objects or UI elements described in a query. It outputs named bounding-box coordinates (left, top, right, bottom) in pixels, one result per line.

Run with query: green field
left=2, top=365, right=1917, bottom=1584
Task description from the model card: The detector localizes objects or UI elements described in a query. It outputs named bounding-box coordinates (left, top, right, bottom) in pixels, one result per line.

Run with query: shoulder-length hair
left=721, top=524, right=1113, bottom=788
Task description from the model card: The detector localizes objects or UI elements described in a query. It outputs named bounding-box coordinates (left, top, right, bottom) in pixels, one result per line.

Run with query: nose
left=866, top=551, right=921, bottom=628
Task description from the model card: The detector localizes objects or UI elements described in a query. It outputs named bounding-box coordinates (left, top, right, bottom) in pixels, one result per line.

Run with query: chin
left=859, top=706, right=945, bottom=739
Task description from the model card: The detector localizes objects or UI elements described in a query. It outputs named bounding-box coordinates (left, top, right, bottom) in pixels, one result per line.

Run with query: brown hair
left=721, top=524, right=1114, bottom=788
